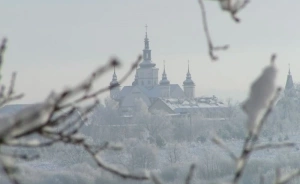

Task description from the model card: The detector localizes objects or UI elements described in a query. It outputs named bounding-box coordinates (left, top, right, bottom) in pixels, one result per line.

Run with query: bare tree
left=0, top=38, right=152, bottom=184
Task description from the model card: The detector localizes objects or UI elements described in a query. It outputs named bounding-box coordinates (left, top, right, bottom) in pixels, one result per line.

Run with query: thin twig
left=276, top=169, right=300, bottom=184
left=185, top=164, right=196, bottom=184
left=84, top=143, right=149, bottom=180
left=197, top=0, right=229, bottom=61
left=212, top=135, right=237, bottom=160
left=253, top=142, right=295, bottom=151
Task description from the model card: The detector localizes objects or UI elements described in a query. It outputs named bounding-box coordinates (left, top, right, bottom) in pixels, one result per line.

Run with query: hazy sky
left=1, top=0, right=299, bottom=104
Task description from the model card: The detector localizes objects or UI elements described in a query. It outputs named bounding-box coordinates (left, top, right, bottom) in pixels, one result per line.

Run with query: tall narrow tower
left=183, top=61, right=195, bottom=99
left=110, top=66, right=121, bottom=99
left=159, top=61, right=170, bottom=98
left=136, top=25, right=159, bottom=89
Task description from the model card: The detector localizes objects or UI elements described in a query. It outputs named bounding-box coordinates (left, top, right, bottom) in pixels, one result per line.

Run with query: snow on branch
left=232, top=55, right=281, bottom=184
left=243, top=54, right=278, bottom=134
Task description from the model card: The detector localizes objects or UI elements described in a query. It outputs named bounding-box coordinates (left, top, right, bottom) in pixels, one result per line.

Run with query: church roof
left=118, top=84, right=184, bottom=100
left=150, top=96, right=226, bottom=114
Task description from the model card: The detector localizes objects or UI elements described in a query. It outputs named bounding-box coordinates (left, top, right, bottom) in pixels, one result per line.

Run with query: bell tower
left=183, top=61, right=195, bottom=99
left=136, top=25, right=159, bottom=89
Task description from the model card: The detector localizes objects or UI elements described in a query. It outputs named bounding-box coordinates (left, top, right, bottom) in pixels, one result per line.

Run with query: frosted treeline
left=2, top=61, right=300, bottom=184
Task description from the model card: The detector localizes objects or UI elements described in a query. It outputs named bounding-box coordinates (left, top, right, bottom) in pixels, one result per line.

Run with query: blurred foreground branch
left=0, top=40, right=150, bottom=183
left=197, top=0, right=249, bottom=61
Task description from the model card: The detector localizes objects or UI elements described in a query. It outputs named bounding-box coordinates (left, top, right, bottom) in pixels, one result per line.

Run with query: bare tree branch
left=185, top=164, right=196, bottom=184
left=212, top=135, right=237, bottom=160
left=252, top=142, right=295, bottom=151
left=233, top=86, right=282, bottom=184
left=276, top=169, right=300, bottom=184
left=150, top=173, right=163, bottom=184
left=197, top=0, right=229, bottom=61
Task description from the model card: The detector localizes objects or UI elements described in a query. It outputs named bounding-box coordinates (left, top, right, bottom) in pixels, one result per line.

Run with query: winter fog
left=1, top=1, right=300, bottom=184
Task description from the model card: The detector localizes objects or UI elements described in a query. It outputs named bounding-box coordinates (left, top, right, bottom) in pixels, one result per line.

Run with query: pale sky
left=1, top=0, right=299, bottom=104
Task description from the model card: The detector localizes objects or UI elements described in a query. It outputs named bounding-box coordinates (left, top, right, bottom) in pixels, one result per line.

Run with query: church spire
left=188, top=60, right=190, bottom=74
left=140, top=25, right=156, bottom=68
left=145, top=24, right=148, bottom=39
left=144, top=24, right=149, bottom=50
left=285, top=64, right=294, bottom=91
left=163, top=60, right=166, bottom=75
left=183, top=60, right=194, bottom=86
left=160, top=60, right=170, bottom=85
left=110, top=66, right=120, bottom=87
left=183, top=60, right=195, bottom=99
left=110, top=66, right=120, bottom=99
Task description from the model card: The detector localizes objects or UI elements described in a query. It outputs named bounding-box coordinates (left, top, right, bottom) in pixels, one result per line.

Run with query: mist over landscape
left=1, top=1, right=300, bottom=184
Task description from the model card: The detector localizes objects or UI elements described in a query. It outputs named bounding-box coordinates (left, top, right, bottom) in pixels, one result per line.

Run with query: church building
left=109, top=29, right=226, bottom=115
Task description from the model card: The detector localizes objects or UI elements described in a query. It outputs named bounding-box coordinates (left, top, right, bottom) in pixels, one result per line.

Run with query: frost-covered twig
left=84, top=143, right=150, bottom=180
left=212, top=135, right=237, bottom=160
left=197, top=0, right=250, bottom=60
left=197, top=0, right=229, bottom=61
left=0, top=38, right=7, bottom=81
left=217, top=0, right=250, bottom=22
left=252, top=142, right=295, bottom=151
left=0, top=73, right=24, bottom=107
left=0, top=155, right=19, bottom=184
left=59, top=56, right=141, bottom=109
left=275, top=168, right=300, bottom=184
left=233, top=88, right=281, bottom=184
left=0, top=38, right=23, bottom=106
left=232, top=55, right=282, bottom=184
left=185, top=164, right=196, bottom=184
left=151, top=173, right=163, bottom=184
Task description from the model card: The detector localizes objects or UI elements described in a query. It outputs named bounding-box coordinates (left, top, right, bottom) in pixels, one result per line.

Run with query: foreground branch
left=197, top=0, right=229, bottom=61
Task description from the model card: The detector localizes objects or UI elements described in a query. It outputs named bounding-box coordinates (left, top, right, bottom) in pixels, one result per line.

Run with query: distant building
left=109, top=28, right=226, bottom=115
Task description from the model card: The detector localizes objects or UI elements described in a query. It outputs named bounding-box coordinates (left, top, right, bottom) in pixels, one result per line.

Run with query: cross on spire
left=188, top=60, right=190, bottom=74
left=289, top=63, right=291, bottom=75
left=145, top=24, right=148, bottom=38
